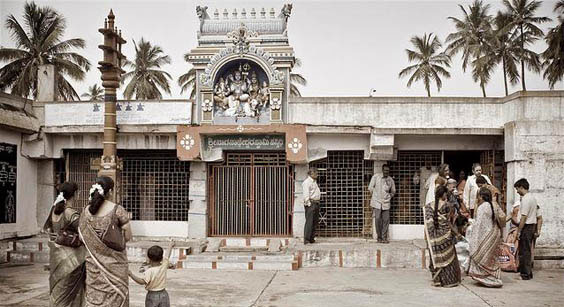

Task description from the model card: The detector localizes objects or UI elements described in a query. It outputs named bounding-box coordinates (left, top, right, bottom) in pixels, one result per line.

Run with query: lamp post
left=97, top=9, right=126, bottom=194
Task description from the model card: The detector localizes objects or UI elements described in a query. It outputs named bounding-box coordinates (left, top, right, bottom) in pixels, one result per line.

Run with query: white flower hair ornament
left=53, top=192, right=66, bottom=206
left=89, top=183, right=105, bottom=201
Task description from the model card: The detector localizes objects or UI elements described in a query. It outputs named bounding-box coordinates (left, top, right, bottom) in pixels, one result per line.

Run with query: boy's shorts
left=146, top=289, right=170, bottom=307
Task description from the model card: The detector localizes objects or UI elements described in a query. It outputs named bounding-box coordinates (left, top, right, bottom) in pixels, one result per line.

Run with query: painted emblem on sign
left=288, top=138, right=303, bottom=154
left=180, top=134, right=195, bottom=150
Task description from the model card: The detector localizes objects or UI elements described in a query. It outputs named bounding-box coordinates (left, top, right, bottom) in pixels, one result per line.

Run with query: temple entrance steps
left=178, top=237, right=298, bottom=271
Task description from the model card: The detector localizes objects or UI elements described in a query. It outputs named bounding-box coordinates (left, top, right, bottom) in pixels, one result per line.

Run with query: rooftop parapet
left=196, top=4, right=292, bottom=37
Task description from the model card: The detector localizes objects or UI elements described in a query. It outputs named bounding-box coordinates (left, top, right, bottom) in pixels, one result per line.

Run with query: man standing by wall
left=515, top=178, right=539, bottom=280
left=302, top=167, right=321, bottom=244
left=463, top=163, right=491, bottom=218
left=369, top=164, right=396, bottom=243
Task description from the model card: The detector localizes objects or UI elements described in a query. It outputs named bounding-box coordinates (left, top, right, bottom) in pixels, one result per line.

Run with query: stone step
left=7, top=250, right=49, bottom=264
left=219, top=246, right=269, bottom=252
left=179, top=258, right=298, bottom=271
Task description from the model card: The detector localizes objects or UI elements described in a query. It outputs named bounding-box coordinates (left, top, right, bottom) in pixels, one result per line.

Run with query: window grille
left=388, top=151, right=442, bottom=225
left=65, top=150, right=190, bottom=221
left=312, top=151, right=373, bottom=237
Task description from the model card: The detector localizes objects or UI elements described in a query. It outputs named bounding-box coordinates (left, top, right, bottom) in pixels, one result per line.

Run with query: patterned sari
left=424, top=201, right=461, bottom=287
left=467, top=201, right=503, bottom=287
left=78, top=204, right=130, bottom=307
left=44, top=208, right=86, bottom=307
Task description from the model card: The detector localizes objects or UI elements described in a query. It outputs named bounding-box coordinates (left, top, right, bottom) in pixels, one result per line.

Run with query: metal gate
left=208, top=152, right=294, bottom=237
left=311, top=151, right=374, bottom=237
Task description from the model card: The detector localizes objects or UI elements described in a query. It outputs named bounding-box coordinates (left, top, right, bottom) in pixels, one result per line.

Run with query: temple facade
left=1, top=5, right=563, bottom=250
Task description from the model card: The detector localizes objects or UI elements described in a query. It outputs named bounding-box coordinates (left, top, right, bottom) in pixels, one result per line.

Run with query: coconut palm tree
left=541, top=1, right=564, bottom=89
left=178, top=53, right=196, bottom=99
left=477, top=12, right=521, bottom=96
left=290, top=58, right=307, bottom=97
left=81, top=84, right=104, bottom=101
left=398, top=33, right=451, bottom=97
left=0, top=1, right=90, bottom=100
left=122, top=38, right=172, bottom=100
left=503, top=0, right=551, bottom=91
left=446, top=0, right=493, bottom=97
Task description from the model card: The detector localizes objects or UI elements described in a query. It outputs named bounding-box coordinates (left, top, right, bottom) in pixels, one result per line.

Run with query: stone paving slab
left=1, top=263, right=562, bottom=307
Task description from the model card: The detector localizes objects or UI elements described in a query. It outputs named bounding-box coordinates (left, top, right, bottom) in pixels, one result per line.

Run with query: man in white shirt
left=302, top=167, right=321, bottom=244
left=514, top=178, right=540, bottom=280
left=463, top=163, right=491, bottom=218
left=368, top=164, right=396, bottom=243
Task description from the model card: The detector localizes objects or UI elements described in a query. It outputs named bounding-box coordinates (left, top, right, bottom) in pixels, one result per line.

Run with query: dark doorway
left=444, top=151, right=481, bottom=182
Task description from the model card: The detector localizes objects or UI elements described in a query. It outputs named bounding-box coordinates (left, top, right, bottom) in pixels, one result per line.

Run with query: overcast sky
left=1, top=0, right=563, bottom=99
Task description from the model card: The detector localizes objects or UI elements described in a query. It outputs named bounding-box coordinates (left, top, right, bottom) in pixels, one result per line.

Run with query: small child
left=129, top=241, right=175, bottom=307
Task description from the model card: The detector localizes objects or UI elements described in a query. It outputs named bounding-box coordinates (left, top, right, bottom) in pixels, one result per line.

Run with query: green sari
left=44, top=207, right=86, bottom=307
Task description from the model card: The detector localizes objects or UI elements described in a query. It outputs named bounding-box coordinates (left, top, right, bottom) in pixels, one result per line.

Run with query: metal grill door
left=209, top=153, right=293, bottom=237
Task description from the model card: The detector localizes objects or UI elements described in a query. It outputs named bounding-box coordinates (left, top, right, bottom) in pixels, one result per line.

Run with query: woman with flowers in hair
left=43, top=181, right=86, bottom=306
left=79, top=176, right=132, bottom=306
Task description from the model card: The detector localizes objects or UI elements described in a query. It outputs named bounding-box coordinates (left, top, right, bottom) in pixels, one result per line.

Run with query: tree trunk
left=427, top=86, right=431, bottom=97
left=503, top=57, right=509, bottom=96
left=520, top=23, right=526, bottom=91
left=481, top=83, right=487, bottom=97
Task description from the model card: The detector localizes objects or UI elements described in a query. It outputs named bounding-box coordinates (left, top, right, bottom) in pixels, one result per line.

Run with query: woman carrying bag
left=78, top=176, right=132, bottom=307
left=43, top=181, right=86, bottom=307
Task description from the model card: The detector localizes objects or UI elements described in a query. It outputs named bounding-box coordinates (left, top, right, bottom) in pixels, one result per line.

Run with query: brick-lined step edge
left=218, top=238, right=291, bottom=247
left=178, top=254, right=298, bottom=271
left=5, top=239, right=191, bottom=265
left=296, top=248, right=429, bottom=269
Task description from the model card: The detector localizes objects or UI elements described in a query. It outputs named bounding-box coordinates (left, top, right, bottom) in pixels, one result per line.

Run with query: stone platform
left=2, top=236, right=563, bottom=270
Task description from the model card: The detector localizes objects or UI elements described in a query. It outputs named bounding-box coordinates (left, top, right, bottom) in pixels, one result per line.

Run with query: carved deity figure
left=213, top=77, right=229, bottom=109
left=213, top=62, right=270, bottom=117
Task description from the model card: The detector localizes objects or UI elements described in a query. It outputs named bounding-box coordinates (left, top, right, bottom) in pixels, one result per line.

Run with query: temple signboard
left=204, top=135, right=285, bottom=151
left=45, top=102, right=192, bottom=126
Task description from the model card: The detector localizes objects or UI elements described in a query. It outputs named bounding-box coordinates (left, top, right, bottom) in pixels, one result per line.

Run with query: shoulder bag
left=55, top=209, right=82, bottom=248
left=101, top=204, right=126, bottom=251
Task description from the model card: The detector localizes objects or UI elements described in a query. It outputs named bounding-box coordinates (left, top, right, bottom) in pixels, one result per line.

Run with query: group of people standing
left=422, top=163, right=542, bottom=288
left=43, top=176, right=173, bottom=307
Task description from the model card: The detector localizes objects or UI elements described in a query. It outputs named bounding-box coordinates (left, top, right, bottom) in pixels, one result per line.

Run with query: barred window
left=388, top=151, right=441, bottom=225
left=312, top=151, right=373, bottom=237
left=65, top=150, right=190, bottom=221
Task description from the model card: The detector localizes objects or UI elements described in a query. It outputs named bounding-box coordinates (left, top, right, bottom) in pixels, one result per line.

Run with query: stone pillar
left=292, top=163, right=308, bottom=238
left=37, top=64, right=57, bottom=102
left=36, top=160, right=55, bottom=230
left=97, top=10, right=126, bottom=191
left=188, top=161, right=208, bottom=238
left=505, top=120, right=564, bottom=247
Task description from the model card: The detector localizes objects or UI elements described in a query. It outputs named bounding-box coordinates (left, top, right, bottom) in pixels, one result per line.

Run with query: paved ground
left=0, top=264, right=562, bottom=306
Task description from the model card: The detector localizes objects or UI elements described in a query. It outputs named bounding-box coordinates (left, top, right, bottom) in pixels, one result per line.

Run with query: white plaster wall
left=395, top=135, right=504, bottom=151
left=289, top=97, right=504, bottom=129
left=0, top=129, right=38, bottom=239
left=308, top=134, right=370, bottom=161
left=131, top=221, right=189, bottom=237
left=505, top=120, right=564, bottom=248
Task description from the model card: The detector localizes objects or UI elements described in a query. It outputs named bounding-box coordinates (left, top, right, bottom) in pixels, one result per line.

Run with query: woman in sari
left=79, top=176, right=132, bottom=307
left=43, top=181, right=86, bottom=307
left=467, top=187, right=505, bottom=288
left=425, top=184, right=461, bottom=287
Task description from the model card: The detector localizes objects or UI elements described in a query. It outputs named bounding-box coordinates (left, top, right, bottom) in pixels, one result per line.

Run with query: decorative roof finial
left=250, top=8, right=256, bottom=19
left=241, top=8, right=247, bottom=19
left=214, top=9, right=219, bottom=20
left=104, top=18, right=107, bottom=28
left=270, top=8, right=275, bottom=18
left=223, top=9, right=228, bottom=19
left=260, top=7, right=266, bottom=19
left=232, top=8, right=237, bottom=19
left=107, top=9, right=115, bottom=29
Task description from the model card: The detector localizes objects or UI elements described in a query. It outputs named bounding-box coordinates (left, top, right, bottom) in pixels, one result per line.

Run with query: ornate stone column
left=97, top=10, right=126, bottom=194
